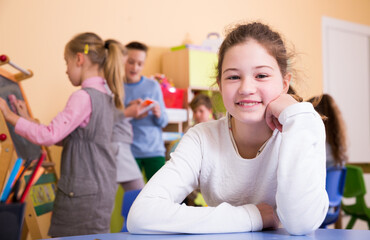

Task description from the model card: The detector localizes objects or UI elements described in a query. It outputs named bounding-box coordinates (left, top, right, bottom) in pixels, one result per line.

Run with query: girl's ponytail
left=104, top=40, right=125, bottom=110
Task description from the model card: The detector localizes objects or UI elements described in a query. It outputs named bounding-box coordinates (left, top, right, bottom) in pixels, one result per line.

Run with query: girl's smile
left=235, top=99, right=264, bottom=115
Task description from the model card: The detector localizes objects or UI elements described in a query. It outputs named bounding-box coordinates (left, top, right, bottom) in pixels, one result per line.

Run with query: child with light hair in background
left=0, top=32, right=126, bottom=237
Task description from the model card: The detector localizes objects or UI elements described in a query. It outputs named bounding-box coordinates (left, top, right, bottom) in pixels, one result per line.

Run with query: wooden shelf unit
left=161, top=48, right=224, bottom=128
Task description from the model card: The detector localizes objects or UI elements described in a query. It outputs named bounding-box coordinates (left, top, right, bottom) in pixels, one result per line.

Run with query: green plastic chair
left=341, top=165, right=370, bottom=229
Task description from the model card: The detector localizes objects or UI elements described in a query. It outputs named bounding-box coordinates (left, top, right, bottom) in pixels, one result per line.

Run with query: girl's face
left=219, top=40, right=289, bottom=125
left=65, top=53, right=82, bottom=87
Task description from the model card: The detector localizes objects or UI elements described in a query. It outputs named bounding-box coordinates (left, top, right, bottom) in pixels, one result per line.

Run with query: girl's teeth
left=239, top=102, right=258, bottom=106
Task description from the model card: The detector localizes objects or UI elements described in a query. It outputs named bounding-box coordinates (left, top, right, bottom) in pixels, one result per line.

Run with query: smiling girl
left=126, top=22, right=329, bottom=235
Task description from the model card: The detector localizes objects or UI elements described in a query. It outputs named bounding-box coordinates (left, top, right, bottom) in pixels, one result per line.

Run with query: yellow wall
left=1, top=0, right=369, bottom=123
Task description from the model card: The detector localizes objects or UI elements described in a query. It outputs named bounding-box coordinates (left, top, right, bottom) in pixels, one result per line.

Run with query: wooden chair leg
left=335, top=210, right=342, bottom=229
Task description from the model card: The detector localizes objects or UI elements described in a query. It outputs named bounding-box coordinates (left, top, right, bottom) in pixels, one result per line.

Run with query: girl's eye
left=256, top=74, right=268, bottom=79
left=226, top=75, right=240, bottom=80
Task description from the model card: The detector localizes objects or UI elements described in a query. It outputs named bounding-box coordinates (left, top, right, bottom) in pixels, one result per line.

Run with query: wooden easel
left=0, top=110, right=16, bottom=192
left=0, top=55, right=59, bottom=240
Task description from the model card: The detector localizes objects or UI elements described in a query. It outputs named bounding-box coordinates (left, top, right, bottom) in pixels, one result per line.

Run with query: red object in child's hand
left=142, top=99, right=154, bottom=107
left=138, top=99, right=156, bottom=115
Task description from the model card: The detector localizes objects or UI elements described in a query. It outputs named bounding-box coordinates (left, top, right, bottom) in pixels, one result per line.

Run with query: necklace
left=228, top=113, right=268, bottom=157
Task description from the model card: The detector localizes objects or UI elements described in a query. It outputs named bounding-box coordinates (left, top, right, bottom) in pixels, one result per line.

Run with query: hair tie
left=104, top=42, right=110, bottom=49
left=84, top=44, right=89, bottom=54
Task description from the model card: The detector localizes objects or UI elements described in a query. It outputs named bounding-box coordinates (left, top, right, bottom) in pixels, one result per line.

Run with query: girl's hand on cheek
left=265, top=94, right=297, bottom=132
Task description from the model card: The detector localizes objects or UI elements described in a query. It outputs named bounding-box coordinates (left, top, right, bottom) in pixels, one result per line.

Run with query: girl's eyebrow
left=255, top=65, right=273, bottom=70
left=222, top=68, right=238, bottom=74
left=223, top=65, right=274, bottom=74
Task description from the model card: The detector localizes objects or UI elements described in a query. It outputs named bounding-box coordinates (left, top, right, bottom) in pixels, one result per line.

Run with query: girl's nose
left=238, top=77, right=256, bottom=95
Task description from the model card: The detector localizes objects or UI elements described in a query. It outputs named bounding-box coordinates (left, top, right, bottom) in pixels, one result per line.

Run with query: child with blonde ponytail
left=0, top=32, right=126, bottom=237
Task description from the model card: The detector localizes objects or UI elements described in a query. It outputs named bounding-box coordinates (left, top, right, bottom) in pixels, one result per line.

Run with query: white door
left=322, top=16, right=370, bottom=229
left=322, top=16, right=370, bottom=164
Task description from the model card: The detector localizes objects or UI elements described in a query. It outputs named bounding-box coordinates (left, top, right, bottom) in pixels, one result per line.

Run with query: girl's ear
left=76, top=52, right=85, bottom=67
left=217, top=79, right=222, bottom=93
left=282, top=73, right=292, bottom=93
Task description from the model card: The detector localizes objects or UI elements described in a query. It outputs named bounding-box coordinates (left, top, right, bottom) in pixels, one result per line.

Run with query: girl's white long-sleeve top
left=127, top=102, right=329, bottom=235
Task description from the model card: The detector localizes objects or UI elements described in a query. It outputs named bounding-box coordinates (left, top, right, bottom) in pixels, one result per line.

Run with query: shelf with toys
left=160, top=46, right=226, bottom=128
left=150, top=74, right=188, bottom=139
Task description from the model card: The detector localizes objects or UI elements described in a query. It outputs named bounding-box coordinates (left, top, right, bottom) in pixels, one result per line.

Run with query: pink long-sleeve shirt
left=15, top=76, right=109, bottom=146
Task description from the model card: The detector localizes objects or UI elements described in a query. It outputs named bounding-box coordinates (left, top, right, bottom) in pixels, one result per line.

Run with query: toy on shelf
left=170, top=32, right=223, bottom=53
left=150, top=74, right=185, bottom=109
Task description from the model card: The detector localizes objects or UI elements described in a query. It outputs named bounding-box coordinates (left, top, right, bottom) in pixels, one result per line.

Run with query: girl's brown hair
left=216, top=22, right=300, bottom=100
left=308, top=94, right=348, bottom=166
left=190, top=94, right=213, bottom=111
left=65, top=32, right=125, bottom=109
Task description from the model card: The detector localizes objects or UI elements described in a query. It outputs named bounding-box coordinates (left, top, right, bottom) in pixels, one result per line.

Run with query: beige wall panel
left=0, top=0, right=369, bottom=123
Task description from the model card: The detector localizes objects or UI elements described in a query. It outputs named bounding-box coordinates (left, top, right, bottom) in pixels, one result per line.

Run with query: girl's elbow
left=127, top=205, right=150, bottom=234
left=43, top=140, right=55, bottom=147
left=280, top=205, right=327, bottom=235
left=36, top=132, right=61, bottom=146
left=283, top=221, right=318, bottom=236
left=31, top=137, right=54, bottom=147
left=127, top=210, right=140, bottom=233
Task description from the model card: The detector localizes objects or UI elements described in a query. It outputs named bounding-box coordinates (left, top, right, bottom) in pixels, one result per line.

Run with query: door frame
left=322, top=16, right=370, bottom=92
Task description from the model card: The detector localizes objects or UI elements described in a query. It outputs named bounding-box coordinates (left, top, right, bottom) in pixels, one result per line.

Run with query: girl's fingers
left=266, top=116, right=276, bottom=131
left=265, top=94, right=297, bottom=132
left=272, top=117, right=282, bottom=132
left=265, top=109, right=274, bottom=131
